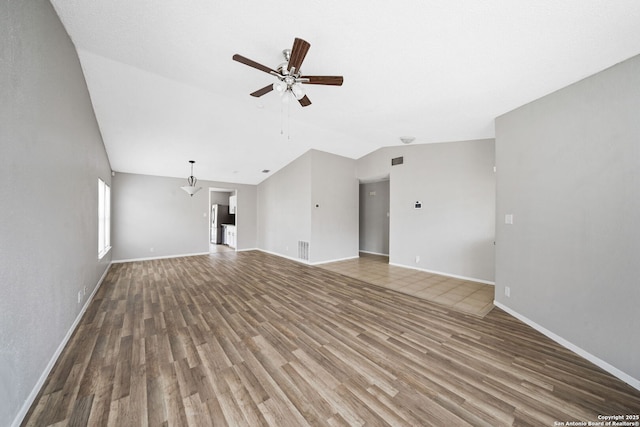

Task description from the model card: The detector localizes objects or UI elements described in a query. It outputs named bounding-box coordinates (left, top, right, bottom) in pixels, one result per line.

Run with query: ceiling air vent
left=391, top=156, right=404, bottom=166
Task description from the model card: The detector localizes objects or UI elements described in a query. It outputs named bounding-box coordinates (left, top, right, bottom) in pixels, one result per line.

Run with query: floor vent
left=391, top=156, right=404, bottom=166
left=298, top=241, right=309, bottom=261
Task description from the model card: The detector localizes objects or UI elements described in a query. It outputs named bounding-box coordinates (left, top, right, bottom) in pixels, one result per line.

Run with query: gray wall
left=357, top=140, right=496, bottom=283
left=359, top=181, right=390, bottom=255
left=257, top=149, right=359, bottom=264
left=310, top=150, right=359, bottom=263
left=0, top=1, right=112, bottom=424
left=210, top=190, right=232, bottom=206
left=495, top=54, right=640, bottom=383
left=112, top=173, right=257, bottom=261
left=257, top=151, right=312, bottom=259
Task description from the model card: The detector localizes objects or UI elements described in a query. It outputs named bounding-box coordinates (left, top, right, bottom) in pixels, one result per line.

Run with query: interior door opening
left=209, top=187, right=237, bottom=253
left=358, top=177, right=390, bottom=260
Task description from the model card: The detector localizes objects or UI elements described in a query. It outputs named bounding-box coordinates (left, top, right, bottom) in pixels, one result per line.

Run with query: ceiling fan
left=232, top=37, right=343, bottom=107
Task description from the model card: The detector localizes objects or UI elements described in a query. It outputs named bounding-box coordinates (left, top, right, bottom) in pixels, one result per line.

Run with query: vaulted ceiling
left=50, top=0, right=640, bottom=184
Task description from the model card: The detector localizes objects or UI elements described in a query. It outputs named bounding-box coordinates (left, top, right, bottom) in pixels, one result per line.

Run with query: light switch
left=505, top=214, right=514, bottom=225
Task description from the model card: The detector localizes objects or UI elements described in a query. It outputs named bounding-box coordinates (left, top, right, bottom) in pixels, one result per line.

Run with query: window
left=98, top=178, right=111, bottom=259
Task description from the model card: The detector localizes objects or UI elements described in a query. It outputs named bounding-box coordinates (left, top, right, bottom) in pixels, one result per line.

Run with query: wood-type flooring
left=23, top=251, right=640, bottom=426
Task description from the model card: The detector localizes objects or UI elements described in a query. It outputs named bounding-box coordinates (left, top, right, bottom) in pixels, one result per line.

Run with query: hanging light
left=291, top=83, right=305, bottom=100
left=180, top=160, right=202, bottom=197
left=272, top=80, right=287, bottom=93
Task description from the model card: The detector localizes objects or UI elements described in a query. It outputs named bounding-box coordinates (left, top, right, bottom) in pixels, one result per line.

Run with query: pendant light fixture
left=180, top=160, right=202, bottom=197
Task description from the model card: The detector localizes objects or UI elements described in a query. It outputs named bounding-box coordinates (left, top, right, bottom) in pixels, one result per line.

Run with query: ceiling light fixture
left=180, top=160, right=202, bottom=197
left=400, top=136, right=415, bottom=144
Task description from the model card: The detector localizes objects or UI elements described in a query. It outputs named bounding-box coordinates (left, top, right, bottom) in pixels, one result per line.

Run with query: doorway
left=209, top=188, right=237, bottom=253
left=358, top=178, right=390, bottom=256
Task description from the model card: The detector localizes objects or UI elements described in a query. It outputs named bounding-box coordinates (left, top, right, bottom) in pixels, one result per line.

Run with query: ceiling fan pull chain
left=288, top=99, right=291, bottom=140
left=280, top=100, right=284, bottom=135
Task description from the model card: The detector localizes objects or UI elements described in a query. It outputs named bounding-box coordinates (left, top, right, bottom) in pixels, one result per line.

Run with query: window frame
left=98, top=178, right=111, bottom=259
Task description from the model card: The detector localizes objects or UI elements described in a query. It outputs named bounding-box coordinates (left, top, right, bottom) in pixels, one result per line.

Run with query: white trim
left=388, top=262, right=495, bottom=285
left=312, top=255, right=360, bottom=265
left=112, top=252, right=210, bottom=263
left=494, top=301, right=640, bottom=392
left=12, top=263, right=112, bottom=427
left=358, top=250, right=389, bottom=256
left=235, top=247, right=259, bottom=252
left=256, top=249, right=360, bottom=266
left=98, top=245, right=112, bottom=260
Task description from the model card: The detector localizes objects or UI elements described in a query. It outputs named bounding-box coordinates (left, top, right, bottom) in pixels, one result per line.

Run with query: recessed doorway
left=209, top=187, right=237, bottom=253
left=359, top=177, right=390, bottom=256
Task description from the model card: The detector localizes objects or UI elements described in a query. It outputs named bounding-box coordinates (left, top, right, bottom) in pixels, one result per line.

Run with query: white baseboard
left=235, top=247, right=259, bottom=252
left=312, top=255, right=360, bottom=265
left=494, top=301, right=640, bottom=392
left=112, top=252, right=210, bottom=263
left=12, top=263, right=112, bottom=427
left=388, top=262, right=495, bottom=285
left=256, top=249, right=360, bottom=266
left=358, top=250, right=389, bottom=256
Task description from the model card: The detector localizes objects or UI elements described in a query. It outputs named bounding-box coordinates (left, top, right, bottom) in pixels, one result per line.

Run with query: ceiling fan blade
left=287, top=38, right=311, bottom=74
left=298, top=95, right=312, bottom=107
left=250, top=85, right=274, bottom=97
left=232, top=54, right=276, bottom=74
left=299, top=75, right=344, bottom=86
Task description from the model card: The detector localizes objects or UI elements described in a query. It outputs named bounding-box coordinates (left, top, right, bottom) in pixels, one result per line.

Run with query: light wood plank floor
left=23, top=251, right=640, bottom=426
left=319, top=253, right=494, bottom=317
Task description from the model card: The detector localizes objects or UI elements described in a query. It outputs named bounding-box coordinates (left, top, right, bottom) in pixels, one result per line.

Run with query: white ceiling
left=50, top=0, right=640, bottom=185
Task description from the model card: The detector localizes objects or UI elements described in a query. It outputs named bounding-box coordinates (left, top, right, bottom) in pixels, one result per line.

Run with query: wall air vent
left=391, top=156, right=404, bottom=166
left=298, top=241, right=309, bottom=261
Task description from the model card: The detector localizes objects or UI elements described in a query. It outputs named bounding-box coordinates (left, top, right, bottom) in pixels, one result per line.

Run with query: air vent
left=391, top=156, right=404, bottom=166
left=298, top=241, right=309, bottom=261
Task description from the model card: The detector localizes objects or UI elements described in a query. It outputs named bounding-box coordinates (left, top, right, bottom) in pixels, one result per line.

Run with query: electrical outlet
left=150, top=247, right=154, bottom=252
left=415, top=255, right=420, bottom=263
left=77, top=291, right=82, bottom=304
left=505, top=286, right=511, bottom=298
left=83, top=286, right=87, bottom=296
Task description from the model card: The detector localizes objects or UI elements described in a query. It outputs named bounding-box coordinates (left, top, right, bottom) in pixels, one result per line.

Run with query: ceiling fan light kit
left=233, top=37, right=344, bottom=107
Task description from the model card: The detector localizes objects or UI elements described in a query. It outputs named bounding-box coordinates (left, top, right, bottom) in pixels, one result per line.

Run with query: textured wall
left=0, top=1, right=112, bottom=424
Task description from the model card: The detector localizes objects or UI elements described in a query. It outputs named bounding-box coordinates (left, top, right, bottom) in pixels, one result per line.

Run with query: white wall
left=0, top=1, right=112, bottom=424
left=495, top=54, right=640, bottom=385
left=112, top=173, right=257, bottom=261
left=357, top=140, right=496, bottom=283
left=359, top=181, right=390, bottom=255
